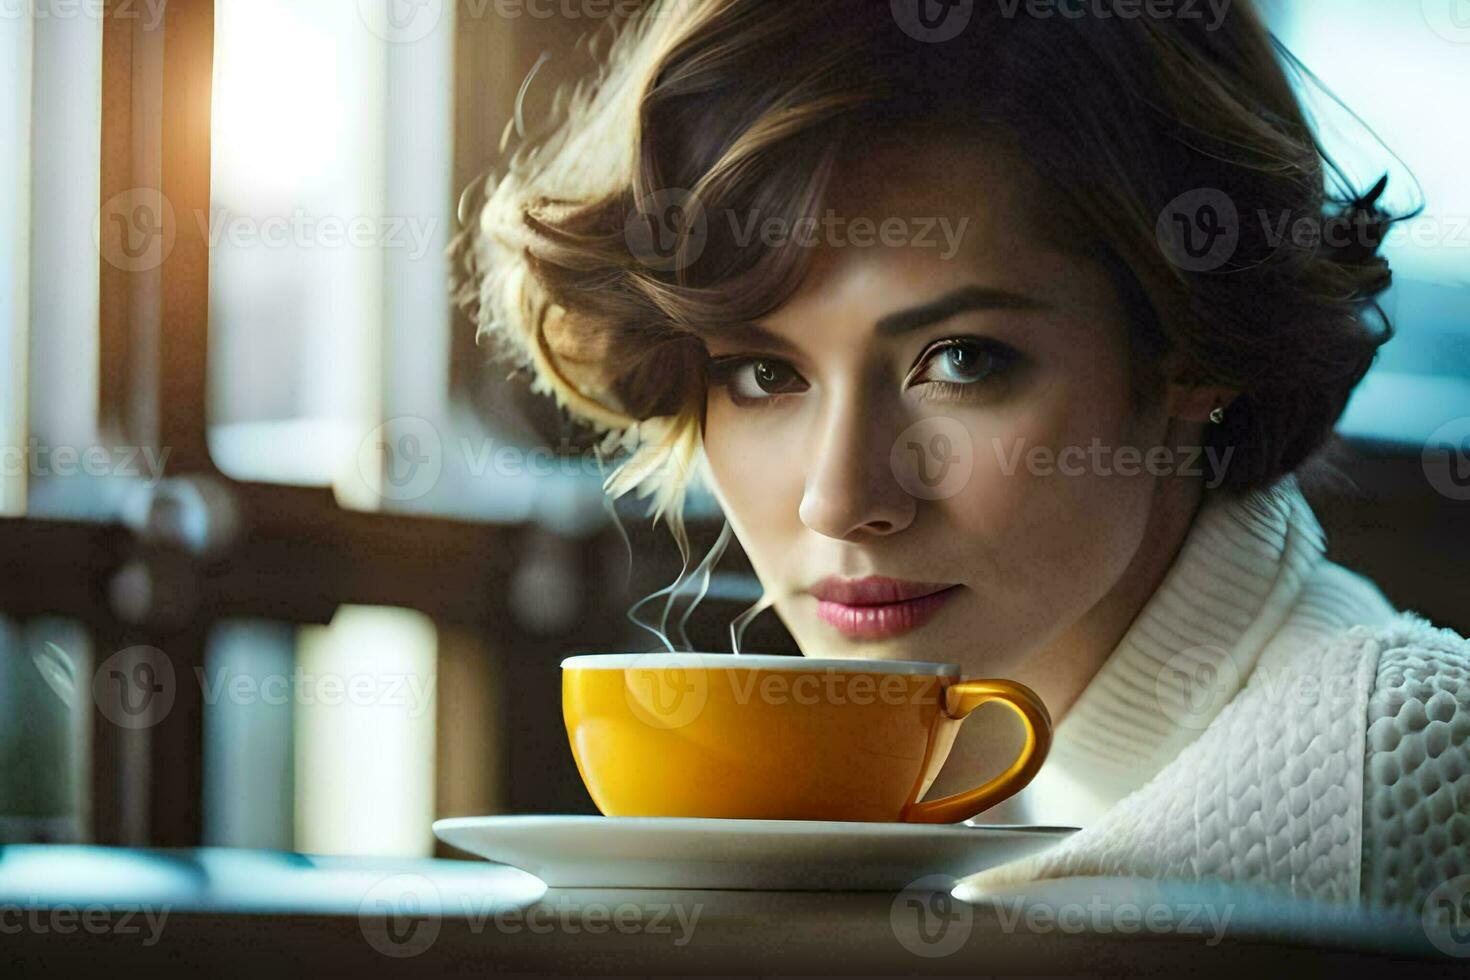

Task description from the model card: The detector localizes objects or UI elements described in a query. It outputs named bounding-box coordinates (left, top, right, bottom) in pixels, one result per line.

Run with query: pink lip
left=809, top=576, right=962, bottom=641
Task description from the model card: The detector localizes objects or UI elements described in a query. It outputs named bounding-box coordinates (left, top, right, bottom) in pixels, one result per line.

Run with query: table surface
left=0, top=845, right=1461, bottom=976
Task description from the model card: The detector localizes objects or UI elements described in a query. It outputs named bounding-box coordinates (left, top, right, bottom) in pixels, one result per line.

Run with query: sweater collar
left=1001, top=475, right=1328, bottom=827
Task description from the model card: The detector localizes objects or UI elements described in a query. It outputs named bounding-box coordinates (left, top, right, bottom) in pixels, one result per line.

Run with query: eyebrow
left=708, top=285, right=1049, bottom=356
left=873, top=285, right=1049, bottom=336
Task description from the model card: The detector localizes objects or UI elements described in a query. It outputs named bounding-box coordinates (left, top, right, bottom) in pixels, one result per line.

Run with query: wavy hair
left=452, top=0, right=1403, bottom=548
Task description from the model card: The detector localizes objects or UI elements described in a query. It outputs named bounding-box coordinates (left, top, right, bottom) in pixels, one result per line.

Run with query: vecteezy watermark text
left=992, top=437, right=1234, bottom=489
left=997, top=0, right=1233, bottom=31
left=892, top=0, right=1234, bottom=43
left=725, top=210, right=971, bottom=261
left=357, top=873, right=702, bottom=959
left=464, top=894, right=702, bottom=944
left=622, top=189, right=974, bottom=272
left=358, top=0, right=710, bottom=45
left=0, top=901, right=170, bottom=947
left=197, top=208, right=439, bottom=261
left=1, top=0, right=167, bottom=29
left=889, top=877, right=1236, bottom=958
left=82, top=643, right=437, bottom=731
left=194, top=665, right=436, bottom=719
left=1, top=440, right=170, bottom=488
left=620, top=653, right=947, bottom=731
left=988, top=893, right=1234, bottom=945
left=1159, top=187, right=1470, bottom=274
left=97, top=190, right=442, bottom=272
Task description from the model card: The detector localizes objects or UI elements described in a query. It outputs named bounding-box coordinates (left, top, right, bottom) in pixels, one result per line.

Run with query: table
left=0, top=846, right=1460, bottom=976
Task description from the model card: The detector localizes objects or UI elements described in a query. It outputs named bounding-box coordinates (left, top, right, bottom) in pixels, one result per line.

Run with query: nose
left=797, top=387, right=917, bottom=540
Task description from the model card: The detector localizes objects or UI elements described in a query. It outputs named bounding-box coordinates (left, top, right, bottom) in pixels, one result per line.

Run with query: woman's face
left=700, top=136, right=1181, bottom=676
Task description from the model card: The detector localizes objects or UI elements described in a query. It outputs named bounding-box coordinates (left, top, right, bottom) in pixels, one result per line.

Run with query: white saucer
left=433, top=815, right=1078, bottom=891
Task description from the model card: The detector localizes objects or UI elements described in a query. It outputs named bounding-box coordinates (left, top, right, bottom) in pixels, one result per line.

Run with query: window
left=1, top=0, right=758, bottom=856
left=1263, top=0, right=1470, bottom=444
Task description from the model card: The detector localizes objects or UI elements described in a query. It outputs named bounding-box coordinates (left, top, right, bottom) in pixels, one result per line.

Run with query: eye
left=707, top=356, right=809, bottom=406
left=907, top=337, right=1019, bottom=390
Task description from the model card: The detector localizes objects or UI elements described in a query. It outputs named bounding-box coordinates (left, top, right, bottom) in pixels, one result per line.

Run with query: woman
left=455, top=0, right=1469, bottom=912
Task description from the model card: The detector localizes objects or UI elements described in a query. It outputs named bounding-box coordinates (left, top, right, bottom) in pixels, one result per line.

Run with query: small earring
left=1209, top=403, right=1226, bottom=424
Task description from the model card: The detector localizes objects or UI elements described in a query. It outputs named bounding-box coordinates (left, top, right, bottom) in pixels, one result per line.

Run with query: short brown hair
left=454, top=0, right=1401, bottom=540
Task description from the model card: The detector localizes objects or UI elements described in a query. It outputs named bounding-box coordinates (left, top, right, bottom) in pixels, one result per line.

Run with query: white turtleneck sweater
left=967, top=475, right=1470, bottom=912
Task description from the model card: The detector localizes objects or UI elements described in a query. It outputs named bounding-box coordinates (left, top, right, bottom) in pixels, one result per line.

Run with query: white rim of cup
left=560, top=653, right=960, bottom=675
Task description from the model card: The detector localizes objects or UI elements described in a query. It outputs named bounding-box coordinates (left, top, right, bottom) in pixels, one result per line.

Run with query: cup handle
left=901, top=678, right=1053, bottom=824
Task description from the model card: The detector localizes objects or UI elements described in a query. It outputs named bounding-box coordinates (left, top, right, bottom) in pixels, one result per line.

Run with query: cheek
left=700, top=399, right=808, bottom=576
left=942, top=356, right=1158, bottom=590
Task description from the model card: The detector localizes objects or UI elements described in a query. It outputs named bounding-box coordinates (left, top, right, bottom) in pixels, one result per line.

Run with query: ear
left=1160, top=351, right=1238, bottom=423
left=1168, top=383, right=1238, bottom=423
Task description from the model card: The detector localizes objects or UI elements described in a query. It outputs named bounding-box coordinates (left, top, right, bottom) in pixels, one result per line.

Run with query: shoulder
left=1272, top=556, right=1462, bottom=680
left=1319, top=607, right=1470, bottom=695
left=1357, top=611, right=1470, bottom=778
left=1354, top=611, right=1470, bottom=911
left=1238, top=590, right=1470, bottom=910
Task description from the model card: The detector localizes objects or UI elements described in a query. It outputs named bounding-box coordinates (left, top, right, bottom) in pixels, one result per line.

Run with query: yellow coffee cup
left=562, top=652, right=1051, bottom=823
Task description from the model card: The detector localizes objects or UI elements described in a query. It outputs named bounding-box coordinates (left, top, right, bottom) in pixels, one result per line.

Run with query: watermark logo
left=995, top=0, right=1233, bottom=31
left=84, top=644, right=434, bottom=729
left=1154, top=645, right=1241, bottom=730
left=1156, top=188, right=1240, bottom=272
left=197, top=208, right=440, bottom=260
left=358, top=415, right=444, bottom=501
left=460, top=892, right=702, bottom=945
left=1423, top=0, right=1470, bottom=44
left=890, top=416, right=974, bottom=500
left=1, top=439, right=170, bottom=488
left=622, top=651, right=710, bottom=730
left=617, top=662, right=940, bottom=730
left=355, top=880, right=703, bottom=957
left=724, top=209, right=970, bottom=260
left=450, top=0, right=706, bottom=26
left=1157, top=190, right=1467, bottom=271
left=99, top=195, right=443, bottom=269
left=1370, top=213, right=1470, bottom=251
left=359, top=873, right=442, bottom=959
left=991, top=436, right=1232, bottom=487
left=0, top=901, right=170, bottom=946
left=1423, top=875, right=1470, bottom=957
left=987, top=892, right=1234, bottom=944
left=96, top=188, right=177, bottom=274
left=1160, top=654, right=1374, bottom=731
left=2, top=0, right=167, bottom=30
left=92, top=645, right=176, bottom=730
left=891, top=0, right=974, bottom=43
left=725, top=669, right=937, bottom=709
left=624, top=187, right=708, bottom=273
left=193, top=665, right=436, bottom=718
left=890, top=874, right=973, bottom=958
left=1423, top=417, right=1470, bottom=501
left=357, top=0, right=444, bottom=43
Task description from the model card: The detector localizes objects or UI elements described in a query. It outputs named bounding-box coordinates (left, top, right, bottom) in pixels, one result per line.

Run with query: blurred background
left=0, top=0, right=1467, bottom=859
